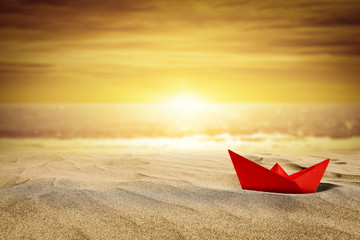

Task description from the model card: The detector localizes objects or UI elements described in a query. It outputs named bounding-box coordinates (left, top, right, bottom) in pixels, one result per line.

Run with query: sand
left=0, top=141, right=359, bottom=239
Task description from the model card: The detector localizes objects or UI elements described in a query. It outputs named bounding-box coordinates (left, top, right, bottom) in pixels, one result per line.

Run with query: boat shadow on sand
left=316, top=182, right=339, bottom=192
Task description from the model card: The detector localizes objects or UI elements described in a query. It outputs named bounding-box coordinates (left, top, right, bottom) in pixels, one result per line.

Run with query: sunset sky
left=0, top=0, right=359, bottom=103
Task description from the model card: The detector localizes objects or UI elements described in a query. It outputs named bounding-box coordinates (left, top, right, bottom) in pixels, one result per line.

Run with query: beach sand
left=0, top=140, right=359, bottom=239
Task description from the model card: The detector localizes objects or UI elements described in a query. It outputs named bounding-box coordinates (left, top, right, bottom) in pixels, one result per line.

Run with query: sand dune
left=0, top=143, right=359, bottom=239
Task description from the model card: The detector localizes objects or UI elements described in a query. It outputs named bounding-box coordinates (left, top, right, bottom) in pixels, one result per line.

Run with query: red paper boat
left=228, top=150, right=330, bottom=194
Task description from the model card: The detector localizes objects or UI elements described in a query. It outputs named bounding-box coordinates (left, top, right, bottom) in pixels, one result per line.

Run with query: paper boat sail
left=228, top=150, right=330, bottom=194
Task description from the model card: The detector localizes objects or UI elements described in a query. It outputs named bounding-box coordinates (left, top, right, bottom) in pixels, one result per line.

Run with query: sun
left=167, top=94, right=206, bottom=113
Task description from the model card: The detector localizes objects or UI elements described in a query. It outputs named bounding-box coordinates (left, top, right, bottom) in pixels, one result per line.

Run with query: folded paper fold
left=228, top=150, right=330, bottom=194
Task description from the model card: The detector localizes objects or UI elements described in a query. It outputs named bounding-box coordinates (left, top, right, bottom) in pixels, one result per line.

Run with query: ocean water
left=0, top=103, right=359, bottom=151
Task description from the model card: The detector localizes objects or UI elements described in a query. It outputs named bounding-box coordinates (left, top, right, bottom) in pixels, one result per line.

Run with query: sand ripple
left=0, top=148, right=359, bottom=239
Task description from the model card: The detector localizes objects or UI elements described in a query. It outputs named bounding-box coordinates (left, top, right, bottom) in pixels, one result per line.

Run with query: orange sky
left=0, top=0, right=360, bottom=103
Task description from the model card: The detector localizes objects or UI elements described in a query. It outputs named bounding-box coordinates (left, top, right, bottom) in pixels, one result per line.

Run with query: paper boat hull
left=228, top=150, right=330, bottom=194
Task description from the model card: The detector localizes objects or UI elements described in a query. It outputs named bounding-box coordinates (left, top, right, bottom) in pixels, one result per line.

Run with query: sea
left=1, top=103, right=359, bottom=151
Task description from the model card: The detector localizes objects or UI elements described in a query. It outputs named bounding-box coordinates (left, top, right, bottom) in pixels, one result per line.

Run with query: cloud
left=18, top=0, right=71, bottom=6
left=0, top=62, right=54, bottom=84
left=15, top=0, right=157, bottom=10
left=0, top=0, right=158, bottom=35
left=0, top=0, right=359, bottom=102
